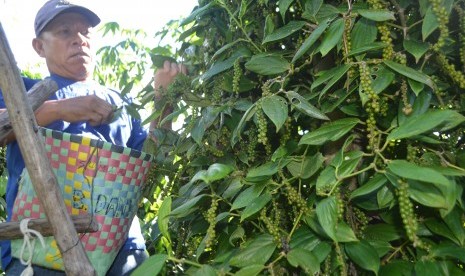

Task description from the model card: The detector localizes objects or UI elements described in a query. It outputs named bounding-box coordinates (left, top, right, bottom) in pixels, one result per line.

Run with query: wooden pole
left=0, top=23, right=96, bottom=275
left=0, top=79, right=58, bottom=144
left=0, top=214, right=99, bottom=240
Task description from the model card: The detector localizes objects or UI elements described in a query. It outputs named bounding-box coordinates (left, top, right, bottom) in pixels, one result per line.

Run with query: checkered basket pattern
left=10, top=128, right=153, bottom=275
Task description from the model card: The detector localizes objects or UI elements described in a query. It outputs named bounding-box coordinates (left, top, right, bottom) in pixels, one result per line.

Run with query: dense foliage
left=27, top=0, right=465, bottom=275
left=102, top=0, right=465, bottom=275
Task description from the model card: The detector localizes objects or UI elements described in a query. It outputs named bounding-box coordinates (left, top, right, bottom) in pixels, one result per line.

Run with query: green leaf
left=316, top=196, right=338, bottom=241
left=371, top=66, right=395, bottom=94
left=231, top=184, right=265, bottom=210
left=336, top=151, right=363, bottom=179
left=299, top=118, right=360, bottom=145
left=285, top=91, right=329, bottom=120
left=350, top=174, right=388, bottom=200
left=388, top=160, right=450, bottom=187
left=388, top=110, right=465, bottom=140
left=364, top=224, right=402, bottom=242
left=171, top=195, right=207, bottom=218
left=292, top=19, right=331, bottom=63
left=408, top=179, right=448, bottom=209
left=192, top=265, right=217, bottom=276
left=347, top=42, right=386, bottom=57
left=191, top=163, right=234, bottom=184
left=351, top=18, right=377, bottom=51
left=414, top=260, right=443, bottom=276
left=245, top=53, right=290, bottom=75
left=379, top=260, right=413, bottom=276
left=335, top=221, right=359, bottom=242
left=311, top=64, right=349, bottom=90
left=345, top=241, right=380, bottom=274
left=408, top=79, right=425, bottom=96
left=315, top=4, right=339, bottom=23
left=263, top=21, right=306, bottom=44
left=422, top=7, right=438, bottom=41
left=157, top=196, right=171, bottom=242
left=319, top=18, right=345, bottom=57
left=319, top=64, right=351, bottom=99
left=231, top=103, right=257, bottom=146
left=279, top=0, right=294, bottom=20
left=246, top=162, right=280, bottom=182
left=201, top=47, right=252, bottom=81
left=132, top=254, right=167, bottom=276
left=430, top=244, right=465, bottom=263
left=383, top=61, right=434, bottom=89
left=229, top=226, right=246, bottom=246
left=261, top=95, right=288, bottom=132
left=239, top=0, right=249, bottom=20
left=233, top=265, right=265, bottom=276
left=180, top=2, right=216, bottom=26
left=302, top=0, right=323, bottom=20
left=316, top=166, right=338, bottom=194
left=287, top=153, right=324, bottom=179
left=241, top=193, right=272, bottom=222
left=191, top=107, right=220, bottom=144
left=443, top=207, right=465, bottom=245
left=287, top=248, right=320, bottom=274
left=151, top=54, right=177, bottom=68
left=230, top=235, right=277, bottom=267
left=424, top=218, right=461, bottom=245
left=358, top=9, right=395, bottom=21
left=264, top=14, right=275, bottom=38
left=376, top=186, right=395, bottom=209
left=404, top=39, right=430, bottom=63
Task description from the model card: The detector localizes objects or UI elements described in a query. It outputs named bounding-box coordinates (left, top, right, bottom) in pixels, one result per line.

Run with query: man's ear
left=32, top=38, right=45, bottom=58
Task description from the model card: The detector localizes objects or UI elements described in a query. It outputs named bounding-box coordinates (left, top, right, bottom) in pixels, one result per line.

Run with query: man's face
left=33, top=12, right=94, bottom=81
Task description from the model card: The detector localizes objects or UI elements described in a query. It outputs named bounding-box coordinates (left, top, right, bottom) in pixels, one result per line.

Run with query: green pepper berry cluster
left=458, top=6, right=465, bottom=69
left=396, top=179, right=425, bottom=249
left=353, top=206, right=369, bottom=237
left=261, top=80, right=272, bottom=97
left=344, top=15, right=352, bottom=57
left=367, top=0, right=394, bottom=60
left=260, top=208, right=281, bottom=246
left=166, top=74, right=191, bottom=103
left=406, top=143, right=419, bottom=163
left=233, top=58, right=242, bottom=94
left=336, top=189, right=345, bottom=221
left=429, top=0, right=450, bottom=52
left=284, top=181, right=309, bottom=214
left=359, top=62, right=380, bottom=150
left=400, top=80, right=413, bottom=115
left=205, top=198, right=218, bottom=250
left=280, top=117, right=292, bottom=146
left=437, top=54, right=465, bottom=88
left=247, top=129, right=258, bottom=162
left=182, top=108, right=198, bottom=139
left=256, top=107, right=271, bottom=155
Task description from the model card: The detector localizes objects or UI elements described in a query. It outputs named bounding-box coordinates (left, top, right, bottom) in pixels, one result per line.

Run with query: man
left=0, top=0, right=184, bottom=275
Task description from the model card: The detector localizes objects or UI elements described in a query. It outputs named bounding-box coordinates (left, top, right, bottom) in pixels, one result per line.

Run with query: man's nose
left=73, top=32, right=88, bottom=45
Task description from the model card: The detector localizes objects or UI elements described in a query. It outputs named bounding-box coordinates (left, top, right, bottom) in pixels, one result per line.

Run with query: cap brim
left=35, top=5, right=101, bottom=36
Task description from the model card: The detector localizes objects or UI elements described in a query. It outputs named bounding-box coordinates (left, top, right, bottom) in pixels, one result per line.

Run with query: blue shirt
left=0, top=74, right=148, bottom=270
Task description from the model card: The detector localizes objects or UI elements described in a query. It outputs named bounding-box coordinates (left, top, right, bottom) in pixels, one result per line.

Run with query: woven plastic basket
left=10, top=127, right=153, bottom=275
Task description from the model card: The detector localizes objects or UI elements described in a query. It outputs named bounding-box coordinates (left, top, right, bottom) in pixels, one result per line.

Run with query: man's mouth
left=71, top=51, right=90, bottom=59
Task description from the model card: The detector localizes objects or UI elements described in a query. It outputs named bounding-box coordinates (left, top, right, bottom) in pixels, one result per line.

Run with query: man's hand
left=153, top=60, right=188, bottom=100
left=36, top=95, right=114, bottom=126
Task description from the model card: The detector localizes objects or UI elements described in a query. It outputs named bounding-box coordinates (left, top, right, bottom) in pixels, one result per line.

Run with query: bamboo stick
left=0, top=22, right=96, bottom=275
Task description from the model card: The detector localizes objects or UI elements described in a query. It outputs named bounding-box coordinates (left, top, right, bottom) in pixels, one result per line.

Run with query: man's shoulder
left=22, top=77, right=42, bottom=90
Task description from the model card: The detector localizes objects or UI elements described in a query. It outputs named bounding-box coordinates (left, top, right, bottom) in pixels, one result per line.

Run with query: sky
left=0, top=0, right=198, bottom=72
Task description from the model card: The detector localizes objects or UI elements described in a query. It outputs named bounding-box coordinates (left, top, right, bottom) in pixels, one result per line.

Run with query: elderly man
left=0, top=0, right=184, bottom=275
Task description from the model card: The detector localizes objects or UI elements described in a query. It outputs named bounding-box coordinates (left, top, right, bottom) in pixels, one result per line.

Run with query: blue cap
left=34, top=0, right=101, bottom=36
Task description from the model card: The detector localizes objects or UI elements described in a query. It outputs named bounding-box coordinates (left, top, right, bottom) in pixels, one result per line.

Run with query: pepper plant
left=99, top=0, right=465, bottom=275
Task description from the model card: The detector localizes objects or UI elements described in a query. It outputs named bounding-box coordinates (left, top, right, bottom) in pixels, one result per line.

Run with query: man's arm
left=149, top=60, right=187, bottom=138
